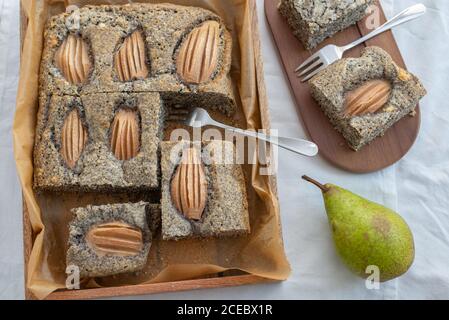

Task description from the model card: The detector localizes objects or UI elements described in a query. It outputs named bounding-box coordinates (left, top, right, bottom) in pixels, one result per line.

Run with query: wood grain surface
left=47, top=274, right=273, bottom=300
left=265, top=0, right=421, bottom=173
left=20, top=0, right=275, bottom=300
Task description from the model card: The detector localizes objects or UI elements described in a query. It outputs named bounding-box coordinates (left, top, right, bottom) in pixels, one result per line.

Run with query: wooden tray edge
left=20, top=0, right=280, bottom=300
left=46, top=275, right=275, bottom=300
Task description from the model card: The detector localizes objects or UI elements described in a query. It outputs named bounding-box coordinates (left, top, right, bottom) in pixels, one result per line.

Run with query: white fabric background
left=1, top=0, right=448, bottom=299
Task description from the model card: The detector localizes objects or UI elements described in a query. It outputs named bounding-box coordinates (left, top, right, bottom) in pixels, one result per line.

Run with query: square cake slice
left=33, top=92, right=163, bottom=192
left=309, top=46, right=427, bottom=151
left=278, top=0, right=374, bottom=49
left=66, top=202, right=154, bottom=278
left=161, top=140, right=250, bottom=240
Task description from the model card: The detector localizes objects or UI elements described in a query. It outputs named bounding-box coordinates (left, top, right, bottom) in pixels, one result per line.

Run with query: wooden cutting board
left=265, top=0, right=421, bottom=173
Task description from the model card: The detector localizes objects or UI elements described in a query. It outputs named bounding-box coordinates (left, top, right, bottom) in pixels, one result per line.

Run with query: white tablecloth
left=1, top=0, right=448, bottom=300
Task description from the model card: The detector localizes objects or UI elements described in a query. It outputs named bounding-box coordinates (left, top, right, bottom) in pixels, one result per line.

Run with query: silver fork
left=168, top=107, right=319, bottom=157
left=296, top=3, right=426, bottom=82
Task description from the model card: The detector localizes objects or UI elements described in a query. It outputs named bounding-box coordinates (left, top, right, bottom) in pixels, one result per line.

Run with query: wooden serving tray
left=21, top=0, right=275, bottom=300
left=265, top=0, right=421, bottom=173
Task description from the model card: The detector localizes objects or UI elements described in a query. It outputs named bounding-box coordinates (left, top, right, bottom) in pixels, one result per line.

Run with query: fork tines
left=295, top=52, right=324, bottom=82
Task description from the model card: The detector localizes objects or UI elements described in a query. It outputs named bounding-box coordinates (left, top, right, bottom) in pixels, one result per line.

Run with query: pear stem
left=302, top=175, right=329, bottom=192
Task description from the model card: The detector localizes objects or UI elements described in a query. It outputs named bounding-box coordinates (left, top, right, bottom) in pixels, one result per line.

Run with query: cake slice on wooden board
left=160, top=140, right=250, bottom=240
left=309, top=46, right=426, bottom=151
left=278, top=0, right=374, bottom=50
left=66, top=202, right=158, bottom=278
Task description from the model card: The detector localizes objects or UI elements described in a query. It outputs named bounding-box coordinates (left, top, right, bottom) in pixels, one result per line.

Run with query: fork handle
left=342, top=4, right=426, bottom=52
left=218, top=124, right=319, bottom=157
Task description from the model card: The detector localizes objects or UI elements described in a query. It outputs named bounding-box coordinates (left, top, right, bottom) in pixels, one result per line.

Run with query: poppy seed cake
left=66, top=202, right=157, bottom=278
left=34, top=92, right=163, bottom=191
left=39, top=3, right=235, bottom=112
left=160, top=140, right=250, bottom=240
left=309, top=46, right=427, bottom=151
left=35, top=3, right=236, bottom=193
left=278, top=0, right=374, bottom=50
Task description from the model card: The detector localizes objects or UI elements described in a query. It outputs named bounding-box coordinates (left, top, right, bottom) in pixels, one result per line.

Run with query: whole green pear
left=303, top=176, right=415, bottom=282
